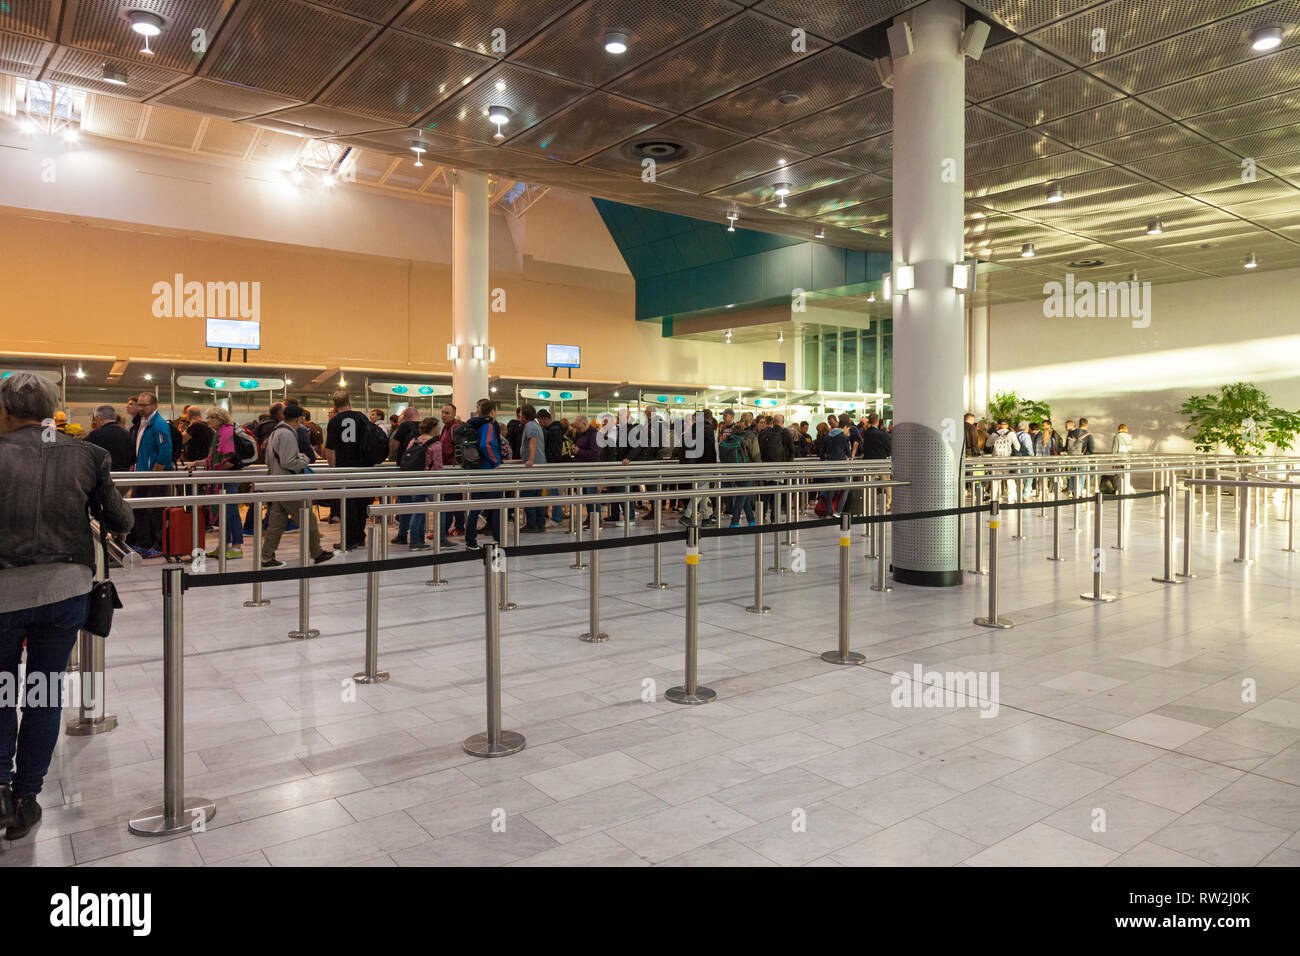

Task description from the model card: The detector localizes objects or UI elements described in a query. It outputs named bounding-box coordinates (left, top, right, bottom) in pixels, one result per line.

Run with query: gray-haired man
left=85, top=403, right=135, bottom=472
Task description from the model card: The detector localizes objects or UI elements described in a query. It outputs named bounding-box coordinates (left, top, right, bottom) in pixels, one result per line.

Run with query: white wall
left=986, top=267, right=1300, bottom=453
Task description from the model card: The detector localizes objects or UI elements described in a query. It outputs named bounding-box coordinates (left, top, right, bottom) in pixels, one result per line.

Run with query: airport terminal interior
left=1, top=0, right=1299, bottom=876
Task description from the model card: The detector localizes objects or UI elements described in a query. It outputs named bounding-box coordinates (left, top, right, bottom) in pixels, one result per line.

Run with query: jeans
left=0, top=592, right=87, bottom=797
left=344, top=496, right=368, bottom=549
left=521, top=488, right=545, bottom=528
left=726, top=482, right=755, bottom=525
left=223, top=483, right=244, bottom=546
left=548, top=490, right=563, bottom=523
left=465, top=489, right=502, bottom=545
left=404, top=495, right=429, bottom=543
left=607, top=486, right=628, bottom=520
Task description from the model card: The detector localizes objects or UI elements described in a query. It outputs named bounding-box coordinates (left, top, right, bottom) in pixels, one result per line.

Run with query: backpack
left=1099, top=474, right=1117, bottom=494
left=1066, top=432, right=1084, bottom=455
left=992, top=431, right=1016, bottom=457
left=230, top=426, right=257, bottom=467
left=399, top=436, right=431, bottom=470
left=719, top=432, right=749, bottom=464
left=758, top=427, right=786, bottom=462
left=169, top=421, right=185, bottom=463
left=454, top=421, right=483, bottom=468
left=361, top=420, right=390, bottom=466
left=543, top=422, right=565, bottom=463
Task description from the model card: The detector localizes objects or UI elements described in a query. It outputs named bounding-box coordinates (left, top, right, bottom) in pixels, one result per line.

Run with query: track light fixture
left=814, top=226, right=825, bottom=239
left=1244, top=252, right=1258, bottom=269
left=604, top=32, right=628, bottom=54
left=1146, top=218, right=1163, bottom=235
left=1046, top=183, right=1065, bottom=203
left=102, top=65, right=128, bottom=86
left=1021, top=243, right=1036, bottom=258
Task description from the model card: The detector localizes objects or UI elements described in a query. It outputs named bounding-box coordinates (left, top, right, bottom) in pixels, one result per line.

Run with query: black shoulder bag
left=84, top=522, right=123, bottom=638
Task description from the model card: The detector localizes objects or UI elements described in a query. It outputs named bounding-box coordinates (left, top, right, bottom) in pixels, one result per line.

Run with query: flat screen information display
left=546, top=343, right=581, bottom=368
left=206, top=318, right=261, bottom=350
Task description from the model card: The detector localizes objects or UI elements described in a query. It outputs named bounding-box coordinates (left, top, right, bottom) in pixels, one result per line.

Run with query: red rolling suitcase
left=162, top=507, right=198, bottom=561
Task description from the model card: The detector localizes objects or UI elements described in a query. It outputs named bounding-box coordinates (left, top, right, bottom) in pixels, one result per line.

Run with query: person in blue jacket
left=127, top=391, right=173, bottom=557
left=463, top=399, right=502, bottom=551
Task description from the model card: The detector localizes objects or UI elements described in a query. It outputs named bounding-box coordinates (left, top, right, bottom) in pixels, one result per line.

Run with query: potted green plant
left=1180, top=382, right=1300, bottom=455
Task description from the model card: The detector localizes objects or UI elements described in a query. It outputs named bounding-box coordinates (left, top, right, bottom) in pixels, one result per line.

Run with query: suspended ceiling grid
left=1, top=1, right=1299, bottom=305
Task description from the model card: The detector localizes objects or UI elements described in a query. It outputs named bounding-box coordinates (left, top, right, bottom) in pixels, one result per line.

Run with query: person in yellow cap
left=52, top=410, right=84, bottom=438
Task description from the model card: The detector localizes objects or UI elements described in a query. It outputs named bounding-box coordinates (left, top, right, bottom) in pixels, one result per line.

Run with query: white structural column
left=966, top=303, right=990, bottom=415
left=890, top=0, right=966, bottom=586
left=451, top=168, right=490, bottom=415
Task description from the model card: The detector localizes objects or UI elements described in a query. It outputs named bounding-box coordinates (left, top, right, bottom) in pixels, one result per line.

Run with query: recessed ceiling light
left=102, top=65, right=128, bottom=86
left=1146, top=217, right=1163, bottom=235
left=604, top=32, right=628, bottom=54
left=1021, top=242, right=1035, bottom=258
left=1250, top=26, right=1283, bottom=51
left=726, top=303, right=734, bottom=308
left=75, top=367, right=86, bottom=379
left=1244, top=252, right=1258, bottom=269
left=144, top=373, right=153, bottom=381
left=1046, top=183, right=1065, bottom=203
left=776, top=91, right=801, bottom=105
left=285, top=379, right=293, bottom=386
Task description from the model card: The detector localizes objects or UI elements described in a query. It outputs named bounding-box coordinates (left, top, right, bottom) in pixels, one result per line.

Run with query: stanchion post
left=969, top=481, right=986, bottom=575
left=1214, top=466, right=1221, bottom=533
left=463, top=544, right=525, bottom=757
left=1234, top=476, right=1253, bottom=564
left=822, top=511, right=865, bottom=664
left=129, top=567, right=216, bottom=835
left=244, top=504, right=270, bottom=607
left=1047, top=476, right=1065, bottom=562
left=1153, top=484, right=1182, bottom=585
left=217, top=486, right=227, bottom=574
left=771, top=485, right=789, bottom=573
left=974, top=500, right=1012, bottom=628
left=747, top=500, right=770, bottom=614
left=646, top=494, right=668, bottom=590
left=288, top=499, right=318, bottom=639
left=1177, top=486, right=1197, bottom=579
left=1285, top=469, right=1296, bottom=553
left=1081, top=491, right=1116, bottom=602
left=666, top=522, right=715, bottom=705
left=354, top=526, right=390, bottom=683
left=580, top=515, right=608, bottom=642
left=68, top=533, right=116, bottom=735
left=872, top=489, right=892, bottom=592
left=1113, top=488, right=1126, bottom=551
left=427, top=492, right=448, bottom=587
left=570, top=492, right=587, bottom=571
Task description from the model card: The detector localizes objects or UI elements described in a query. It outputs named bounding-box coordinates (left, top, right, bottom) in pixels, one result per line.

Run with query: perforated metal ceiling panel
left=4, top=0, right=1300, bottom=284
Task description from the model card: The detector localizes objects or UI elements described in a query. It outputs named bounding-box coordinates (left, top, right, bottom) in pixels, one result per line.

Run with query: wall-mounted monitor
left=206, top=318, right=261, bottom=350
left=763, top=361, right=786, bottom=382
left=546, top=343, right=580, bottom=368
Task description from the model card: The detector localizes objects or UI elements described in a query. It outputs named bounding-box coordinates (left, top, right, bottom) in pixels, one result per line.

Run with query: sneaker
left=313, top=551, right=334, bottom=564
left=141, top=548, right=162, bottom=559
left=285, top=522, right=299, bottom=532
left=748, top=522, right=756, bottom=527
left=205, top=546, right=222, bottom=558
left=262, top=558, right=285, bottom=568
left=0, top=784, right=12, bottom=829
left=439, top=538, right=452, bottom=548
left=224, top=549, right=243, bottom=560
left=5, top=794, right=40, bottom=840
left=521, top=525, right=543, bottom=534
left=447, top=528, right=464, bottom=537
left=702, top=517, right=717, bottom=526
left=463, top=542, right=482, bottom=551
left=409, top=543, right=431, bottom=551
left=391, top=536, right=408, bottom=545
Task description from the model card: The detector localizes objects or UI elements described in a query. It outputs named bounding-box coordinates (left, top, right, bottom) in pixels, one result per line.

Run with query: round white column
left=451, top=168, right=490, bottom=416
left=890, top=0, right=966, bottom=586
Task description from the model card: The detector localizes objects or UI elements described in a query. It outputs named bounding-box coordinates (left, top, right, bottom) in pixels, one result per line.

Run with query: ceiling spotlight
left=867, top=291, right=876, bottom=303
left=1128, top=271, right=1138, bottom=283
left=604, top=32, right=629, bottom=55
left=773, top=181, right=793, bottom=208
left=1244, top=252, right=1258, bottom=269
left=487, top=105, right=512, bottom=139
left=814, top=226, right=825, bottom=239
left=776, top=91, right=801, bottom=105
left=75, top=367, right=86, bottom=379
left=726, top=303, right=734, bottom=308
left=410, top=140, right=426, bottom=167
left=144, top=373, right=153, bottom=381
left=1046, top=183, right=1065, bottom=203
left=778, top=332, right=784, bottom=344
left=285, top=379, right=293, bottom=386
left=128, top=9, right=163, bottom=56
left=102, top=65, right=128, bottom=86
left=1021, top=242, right=1036, bottom=258
left=1251, top=26, right=1283, bottom=52
left=726, top=206, right=738, bottom=232
left=1146, top=218, right=1164, bottom=235
left=724, top=330, right=733, bottom=343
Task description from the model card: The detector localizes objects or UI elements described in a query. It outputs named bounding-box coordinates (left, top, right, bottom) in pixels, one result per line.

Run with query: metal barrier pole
left=868, top=485, right=880, bottom=560
left=1285, top=470, right=1296, bottom=553
left=497, top=499, right=516, bottom=611
left=860, top=475, right=870, bottom=539
left=570, top=484, right=579, bottom=537
left=1177, top=487, right=1197, bottom=579
left=1072, top=475, right=1080, bottom=532
left=463, top=544, right=525, bottom=757
left=1200, top=467, right=1208, bottom=516
left=974, top=500, right=1012, bottom=628
left=1234, top=477, right=1252, bottom=565
left=355, top=526, right=390, bottom=683
left=191, top=499, right=199, bottom=555
left=823, top=511, right=865, bottom=665
left=969, top=482, right=986, bottom=575
left=647, top=494, right=668, bottom=590
left=785, top=480, right=795, bottom=553
left=380, top=493, right=391, bottom=559
left=771, top=485, right=790, bottom=573
left=871, top=489, right=892, bottom=592
left=512, top=487, right=521, bottom=547
left=1081, top=491, right=1116, bottom=602
left=1011, top=489, right=1025, bottom=540
left=1047, top=477, right=1065, bottom=562
left=129, top=567, right=216, bottom=835
left=288, top=500, right=318, bottom=639
left=666, top=523, right=715, bottom=705
left=747, top=500, right=770, bottom=614
left=1153, top=484, right=1181, bottom=584
left=216, top=487, right=227, bottom=573
left=570, top=494, right=587, bottom=571
left=427, top=492, right=448, bottom=587
left=68, top=534, right=115, bottom=736
left=1113, top=487, right=1126, bottom=551
left=339, top=489, right=348, bottom=553
left=623, top=487, right=631, bottom=538
left=244, top=510, right=270, bottom=607
left=1214, top=467, right=1222, bottom=532
left=580, top=516, right=608, bottom=642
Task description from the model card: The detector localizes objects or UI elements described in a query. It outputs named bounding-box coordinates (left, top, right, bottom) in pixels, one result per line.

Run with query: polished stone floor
left=4, top=489, right=1299, bottom=867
